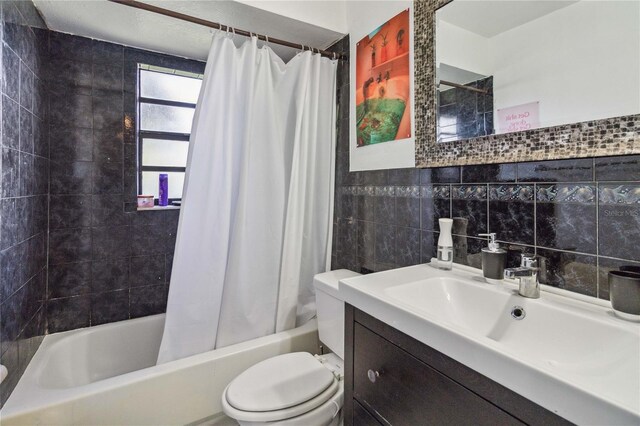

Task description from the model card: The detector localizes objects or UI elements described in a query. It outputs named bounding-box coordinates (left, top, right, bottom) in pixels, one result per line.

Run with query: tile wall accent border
left=414, top=0, right=640, bottom=167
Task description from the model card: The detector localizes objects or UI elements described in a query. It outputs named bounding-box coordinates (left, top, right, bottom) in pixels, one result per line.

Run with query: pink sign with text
left=497, top=101, right=539, bottom=133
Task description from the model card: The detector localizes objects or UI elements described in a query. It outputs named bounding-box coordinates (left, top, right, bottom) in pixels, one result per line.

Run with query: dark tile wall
left=0, top=0, right=48, bottom=407
left=46, top=33, right=205, bottom=334
left=329, top=37, right=640, bottom=301
left=438, top=76, right=493, bottom=142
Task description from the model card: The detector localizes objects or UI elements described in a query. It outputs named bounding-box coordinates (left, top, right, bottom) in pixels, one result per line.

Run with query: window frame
left=136, top=65, right=201, bottom=204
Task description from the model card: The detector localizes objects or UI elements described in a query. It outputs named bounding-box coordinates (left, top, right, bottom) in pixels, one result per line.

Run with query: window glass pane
left=142, top=139, right=189, bottom=167
left=140, top=103, right=195, bottom=133
left=142, top=171, right=185, bottom=199
left=140, top=70, right=202, bottom=104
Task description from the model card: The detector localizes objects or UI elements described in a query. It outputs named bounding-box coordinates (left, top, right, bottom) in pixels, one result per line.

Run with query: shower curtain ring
left=265, top=35, right=269, bottom=48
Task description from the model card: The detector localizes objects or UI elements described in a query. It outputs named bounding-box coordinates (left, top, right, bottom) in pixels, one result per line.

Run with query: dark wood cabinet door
left=353, top=323, right=523, bottom=426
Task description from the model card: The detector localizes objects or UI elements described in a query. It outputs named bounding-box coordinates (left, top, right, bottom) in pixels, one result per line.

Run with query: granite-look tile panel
left=92, top=40, right=124, bottom=64
left=452, top=236, right=485, bottom=270
left=49, top=195, right=92, bottom=229
left=396, top=187, right=421, bottom=229
left=130, top=285, right=168, bottom=319
left=462, top=163, right=516, bottom=183
left=421, top=185, right=451, bottom=231
left=489, top=185, right=535, bottom=246
left=92, top=90, right=123, bottom=130
left=389, top=168, right=420, bottom=185
left=421, top=230, right=438, bottom=263
left=1, top=148, right=20, bottom=198
left=598, top=183, right=640, bottom=261
left=92, top=159, right=123, bottom=195
left=2, top=95, right=20, bottom=149
left=357, top=220, right=375, bottom=261
left=19, top=63, right=34, bottom=111
left=1, top=198, right=19, bottom=250
left=19, top=107, right=34, bottom=153
left=374, top=187, right=396, bottom=225
left=92, top=194, right=127, bottom=226
left=517, top=158, right=593, bottom=183
left=375, top=224, right=396, bottom=265
left=49, top=126, right=93, bottom=162
left=90, top=289, right=129, bottom=325
left=537, top=248, right=597, bottom=297
left=93, top=128, right=123, bottom=164
left=451, top=185, right=487, bottom=237
left=598, top=257, right=640, bottom=300
left=49, top=161, right=93, bottom=194
left=419, top=166, right=460, bottom=184
left=47, top=262, right=91, bottom=299
left=49, top=31, right=93, bottom=62
left=595, top=155, right=640, bottom=181
left=92, top=62, right=123, bottom=92
left=396, top=226, right=420, bottom=267
left=48, top=228, right=92, bottom=265
left=49, top=92, right=93, bottom=128
left=47, top=295, right=91, bottom=333
left=2, top=48, right=20, bottom=102
left=92, top=225, right=131, bottom=260
left=92, top=259, right=130, bottom=293
left=48, top=58, right=93, bottom=89
left=536, top=184, right=597, bottom=254
left=129, top=255, right=165, bottom=288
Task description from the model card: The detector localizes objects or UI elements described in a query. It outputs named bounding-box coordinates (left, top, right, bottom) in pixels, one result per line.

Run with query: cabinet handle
left=367, top=369, right=380, bottom=383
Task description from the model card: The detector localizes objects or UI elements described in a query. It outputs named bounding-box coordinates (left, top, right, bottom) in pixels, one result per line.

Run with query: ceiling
left=438, top=0, right=579, bottom=38
left=33, top=0, right=346, bottom=62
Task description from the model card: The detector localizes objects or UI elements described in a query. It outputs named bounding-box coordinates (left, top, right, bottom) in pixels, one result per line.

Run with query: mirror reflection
left=435, top=0, right=640, bottom=143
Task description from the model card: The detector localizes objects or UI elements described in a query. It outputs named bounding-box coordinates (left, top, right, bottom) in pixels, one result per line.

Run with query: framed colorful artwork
left=355, top=9, right=412, bottom=148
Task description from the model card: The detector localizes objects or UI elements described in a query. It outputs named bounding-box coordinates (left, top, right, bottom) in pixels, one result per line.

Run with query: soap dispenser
left=478, top=233, right=506, bottom=280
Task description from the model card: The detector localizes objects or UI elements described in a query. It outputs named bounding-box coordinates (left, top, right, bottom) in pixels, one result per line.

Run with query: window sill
left=137, top=205, right=181, bottom=212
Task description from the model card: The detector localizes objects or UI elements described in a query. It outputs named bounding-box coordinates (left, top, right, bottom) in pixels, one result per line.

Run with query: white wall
left=436, top=21, right=491, bottom=76
left=490, top=0, right=640, bottom=130
left=236, top=0, right=348, bottom=35
left=347, top=0, right=415, bottom=171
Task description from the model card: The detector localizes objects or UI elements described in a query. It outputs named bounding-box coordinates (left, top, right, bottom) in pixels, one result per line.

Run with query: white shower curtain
left=157, top=35, right=337, bottom=364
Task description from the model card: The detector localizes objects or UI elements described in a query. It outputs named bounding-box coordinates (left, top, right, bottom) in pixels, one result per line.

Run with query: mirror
left=414, top=0, right=640, bottom=167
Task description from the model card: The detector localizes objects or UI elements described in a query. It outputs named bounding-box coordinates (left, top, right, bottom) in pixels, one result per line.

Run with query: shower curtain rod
left=107, top=0, right=347, bottom=60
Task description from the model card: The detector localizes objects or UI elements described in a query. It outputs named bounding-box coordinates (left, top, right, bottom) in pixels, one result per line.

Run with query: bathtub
left=1, top=314, right=319, bottom=425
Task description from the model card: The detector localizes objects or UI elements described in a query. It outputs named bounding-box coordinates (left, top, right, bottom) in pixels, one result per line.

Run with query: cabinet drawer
left=353, top=323, right=522, bottom=426
left=354, top=399, right=383, bottom=426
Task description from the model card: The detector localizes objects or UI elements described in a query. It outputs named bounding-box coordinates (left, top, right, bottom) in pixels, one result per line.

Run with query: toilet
left=221, top=269, right=360, bottom=426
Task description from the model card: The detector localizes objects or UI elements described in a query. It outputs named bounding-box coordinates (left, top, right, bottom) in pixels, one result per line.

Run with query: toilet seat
left=222, top=352, right=341, bottom=423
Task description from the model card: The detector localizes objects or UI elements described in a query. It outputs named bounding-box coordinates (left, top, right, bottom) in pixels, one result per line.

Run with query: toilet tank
left=313, top=269, right=361, bottom=359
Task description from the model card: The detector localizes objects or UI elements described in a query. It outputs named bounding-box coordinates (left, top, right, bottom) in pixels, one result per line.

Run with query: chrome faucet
left=504, top=253, right=540, bottom=298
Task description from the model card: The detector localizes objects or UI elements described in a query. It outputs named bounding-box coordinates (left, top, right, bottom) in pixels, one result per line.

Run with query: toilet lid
left=225, top=352, right=335, bottom=412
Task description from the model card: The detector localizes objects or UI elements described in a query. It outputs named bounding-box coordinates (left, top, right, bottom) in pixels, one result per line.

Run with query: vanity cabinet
left=344, top=304, right=571, bottom=426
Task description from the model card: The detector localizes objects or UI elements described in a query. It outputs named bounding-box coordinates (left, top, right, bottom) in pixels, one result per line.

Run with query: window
left=137, top=65, right=203, bottom=203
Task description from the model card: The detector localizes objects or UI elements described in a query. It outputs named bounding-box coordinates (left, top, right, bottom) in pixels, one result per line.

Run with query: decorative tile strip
left=599, top=184, right=640, bottom=205
left=396, top=186, right=421, bottom=198
left=451, top=185, right=487, bottom=200
left=536, top=184, right=596, bottom=204
left=421, top=185, right=450, bottom=199
left=489, top=184, right=535, bottom=202
left=375, top=186, right=396, bottom=197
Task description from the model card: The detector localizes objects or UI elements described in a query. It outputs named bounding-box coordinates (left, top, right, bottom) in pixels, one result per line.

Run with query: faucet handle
left=520, top=253, right=537, bottom=268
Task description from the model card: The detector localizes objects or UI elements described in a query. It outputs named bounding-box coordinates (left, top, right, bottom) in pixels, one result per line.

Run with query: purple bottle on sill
left=158, top=174, right=169, bottom=206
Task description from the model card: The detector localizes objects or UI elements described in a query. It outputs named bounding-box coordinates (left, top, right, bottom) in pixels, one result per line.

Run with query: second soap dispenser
left=478, top=233, right=506, bottom=280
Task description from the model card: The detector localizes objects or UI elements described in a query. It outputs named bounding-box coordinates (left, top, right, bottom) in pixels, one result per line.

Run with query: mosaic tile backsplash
left=330, top=36, right=640, bottom=301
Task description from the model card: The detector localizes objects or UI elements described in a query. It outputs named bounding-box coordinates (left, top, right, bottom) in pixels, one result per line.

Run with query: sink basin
left=339, top=263, right=640, bottom=425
